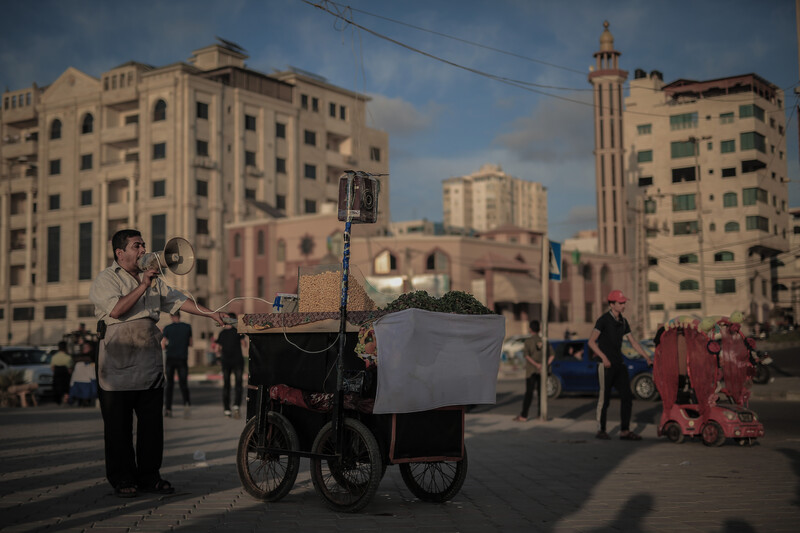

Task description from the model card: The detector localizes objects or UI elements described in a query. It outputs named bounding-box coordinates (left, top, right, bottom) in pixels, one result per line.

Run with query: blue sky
left=1, top=0, right=797, bottom=241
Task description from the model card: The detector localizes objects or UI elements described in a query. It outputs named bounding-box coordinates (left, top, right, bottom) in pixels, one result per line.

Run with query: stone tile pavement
left=1, top=384, right=799, bottom=532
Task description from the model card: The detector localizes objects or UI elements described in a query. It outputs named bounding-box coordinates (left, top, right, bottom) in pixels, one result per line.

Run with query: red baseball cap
left=607, top=289, right=628, bottom=303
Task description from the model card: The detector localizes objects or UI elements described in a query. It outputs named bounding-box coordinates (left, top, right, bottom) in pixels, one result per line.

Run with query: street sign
left=549, top=240, right=562, bottom=281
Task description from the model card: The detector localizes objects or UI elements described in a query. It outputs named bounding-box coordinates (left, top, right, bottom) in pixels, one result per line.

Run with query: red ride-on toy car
left=654, top=315, right=764, bottom=447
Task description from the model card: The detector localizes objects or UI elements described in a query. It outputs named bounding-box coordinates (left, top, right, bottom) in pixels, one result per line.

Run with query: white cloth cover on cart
left=372, top=308, right=504, bottom=414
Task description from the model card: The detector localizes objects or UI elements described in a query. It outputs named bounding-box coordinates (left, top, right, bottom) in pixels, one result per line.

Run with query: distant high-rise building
left=0, top=42, right=388, bottom=346
left=442, top=164, right=548, bottom=233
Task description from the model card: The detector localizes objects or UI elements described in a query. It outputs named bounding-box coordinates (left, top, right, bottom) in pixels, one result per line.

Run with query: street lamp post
left=689, top=135, right=711, bottom=315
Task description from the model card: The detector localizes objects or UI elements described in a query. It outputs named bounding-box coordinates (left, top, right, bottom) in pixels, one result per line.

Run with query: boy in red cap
left=588, top=290, right=652, bottom=440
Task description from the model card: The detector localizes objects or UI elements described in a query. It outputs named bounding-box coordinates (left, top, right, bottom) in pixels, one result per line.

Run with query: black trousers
left=520, top=373, right=541, bottom=418
left=222, top=360, right=244, bottom=411
left=164, top=360, right=190, bottom=410
left=97, top=385, right=164, bottom=489
left=597, top=363, right=633, bottom=433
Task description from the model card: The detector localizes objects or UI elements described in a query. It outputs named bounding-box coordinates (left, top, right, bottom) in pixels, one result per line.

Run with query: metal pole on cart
left=332, top=174, right=355, bottom=455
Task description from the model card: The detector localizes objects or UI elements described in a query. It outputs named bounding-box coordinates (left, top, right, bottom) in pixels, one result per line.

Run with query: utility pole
left=689, top=135, right=711, bottom=315
left=540, top=232, right=549, bottom=422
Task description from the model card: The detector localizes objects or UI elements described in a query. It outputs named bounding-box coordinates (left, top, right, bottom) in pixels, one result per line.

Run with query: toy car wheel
left=701, top=421, right=726, bottom=447
left=664, top=422, right=684, bottom=444
left=752, top=364, right=770, bottom=385
left=632, top=374, right=657, bottom=401
left=546, top=375, right=562, bottom=399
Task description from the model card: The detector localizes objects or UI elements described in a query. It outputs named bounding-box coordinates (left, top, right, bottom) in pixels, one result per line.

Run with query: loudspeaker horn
left=162, top=237, right=195, bottom=275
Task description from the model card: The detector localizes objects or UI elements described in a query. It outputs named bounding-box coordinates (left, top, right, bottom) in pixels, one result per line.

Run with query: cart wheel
left=399, top=446, right=468, bottom=503
left=701, top=420, right=726, bottom=447
left=663, top=422, right=684, bottom=444
left=236, top=411, right=300, bottom=502
left=310, top=418, right=382, bottom=513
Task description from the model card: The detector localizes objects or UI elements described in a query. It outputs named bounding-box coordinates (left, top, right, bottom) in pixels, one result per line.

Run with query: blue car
left=545, top=338, right=657, bottom=401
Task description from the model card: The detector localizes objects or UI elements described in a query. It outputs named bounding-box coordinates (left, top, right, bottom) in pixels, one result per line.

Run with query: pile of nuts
left=298, top=269, right=376, bottom=313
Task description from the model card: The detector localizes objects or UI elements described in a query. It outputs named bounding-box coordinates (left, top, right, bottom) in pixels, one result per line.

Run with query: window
left=671, top=140, right=696, bottom=159
left=12, top=307, right=34, bottom=320
left=638, top=176, right=653, bottom=187
left=740, top=132, right=766, bottom=153
left=672, top=166, right=696, bottom=183
left=197, top=102, right=209, bottom=119
left=196, top=140, right=209, bottom=156
left=722, top=167, right=736, bottom=178
left=679, top=254, right=698, bottom=264
left=50, top=119, right=62, bottom=140
left=739, top=104, right=765, bottom=121
left=340, top=105, right=346, bottom=120
left=648, top=256, right=658, bottom=266
left=234, top=233, right=242, bottom=257
left=245, top=150, right=256, bottom=166
left=670, top=112, right=698, bottom=130
left=277, top=239, right=286, bottom=261
left=257, top=230, right=265, bottom=255
left=50, top=159, right=61, bottom=175
left=245, top=114, right=256, bottom=131
left=151, top=214, right=166, bottom=251
left=44, top=306, right=67, bottom=320
left=196, top=218, right=209, bottom=235
left=720, top=112, right=734, bottom=124
left=276, top=122, right=286, bottom=138
left=715, top=279, right=736, bottom=294
left=329, top=102, right=336, bottom=117
left=723, top=192, right=737, bottom=207
left=79, top=221, right=92, bottom=280
left=196, top=259, right=208, bottom=275
left=648, top=281, right=659, bottom=292
left=673, top=194, right=696, bottom=212
left=370, top=147, right=381, bottom=162
left=742, top=159, right=766, bottom=173
left=78, top=304, right=95, bottom=317
left=649, top=304, right=665, bottom=311
left=80, top=153, right=93, bottom=170
left=153, top=99, right=167, bottom=121
left=374, top=250, right=397, bottom=274
left=637, top=124, right=651, bottom=135
left=276, top=195, right=286, bottom=210
left=743, top=187, right=767, bottom=205
left=673, top=221, right=699, bottom=235
left=304, top=164, right=316, bottom=180
left=426, top=250, right=449, bottom=271
left=637, top=150, right=653, bottom=163
left=304, top=199, right=317, bottom=213
left=301, top=94, right=308, bottom=110
left=304, top=130, right=316, bottom=146
left=47, top=225, right=60, bottom=282
left=676, top=302, right=702, bottom=310
left=80, top=189, right=92, bottom=206
left=312, top=97, right=319, bottom=112
left=644, top=199, right=656, bottom=213
left=81, top=113, right=94, bottom=134
left=715, top=251, right=734, bottom=262
left=152, top=180, right=166, bottom=197
left=746, top=216, right=768, bottom=232
left=276, top=157, right=286, bottom=174
left=680, top=280, right=699, bottom=291
left=49, top=194, right=60, bottom=210
left=257, top=276, right=265, bottom=298
left=196, top=180, right=208, bottom=197
left=720, top=140, right=735, bottom=153
left=725, top=221, right=740, bottom=232
left=153, top=142, right=166, bottom=160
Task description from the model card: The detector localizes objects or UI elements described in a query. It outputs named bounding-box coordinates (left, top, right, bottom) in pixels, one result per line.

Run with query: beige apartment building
left=623, top=70, right=789, bottom=332
left=0, top=42, right=388, bottom=349
left=442, top=164, right=548, bottom=233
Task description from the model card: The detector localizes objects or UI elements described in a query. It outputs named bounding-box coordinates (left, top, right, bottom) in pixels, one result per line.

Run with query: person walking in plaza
left=89, top=229, right=226, bottom=498
left=161, top=312, right=192, bottom=418
left=50, top=341, right=73, bottom=405
left=588, top=290, right=653, bottom=441
left=513, top=320, right=554, bottom=422
left=216, top=312, right=245, bottom=419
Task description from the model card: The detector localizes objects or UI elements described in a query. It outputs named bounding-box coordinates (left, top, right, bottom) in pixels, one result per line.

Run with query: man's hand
left=600, top=356, right=611, bottom=368
left=140, top=267, right=159, bottom=288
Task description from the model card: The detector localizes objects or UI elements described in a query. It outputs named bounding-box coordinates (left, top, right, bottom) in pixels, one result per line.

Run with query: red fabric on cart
left=686, top=327, right=717, bottom=426
left=269, top=384, right=374, bottom=414
left=654, top=330, right=679, bottom=429
left=720, top=328, right=751, bottom=406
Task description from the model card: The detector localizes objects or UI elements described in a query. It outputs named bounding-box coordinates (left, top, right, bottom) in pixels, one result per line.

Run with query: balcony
left=101, top=159, right=139, bottom=181
left=2, top=104, right=36, bottom=124
left=101, top=86, right=138, bottom=107
left=101, top=122, right=138, bottom=145
left=193, top=156, right=218, bottom=170
left=2, top=137, right=38, bottom=160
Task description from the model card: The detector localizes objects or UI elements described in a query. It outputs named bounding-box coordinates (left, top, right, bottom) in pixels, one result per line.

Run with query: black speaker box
left=338, top=173, right=379, bottom=223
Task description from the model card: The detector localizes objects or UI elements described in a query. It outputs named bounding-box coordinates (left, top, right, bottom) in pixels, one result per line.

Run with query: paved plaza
left=1, top=380, right=799, bottom=532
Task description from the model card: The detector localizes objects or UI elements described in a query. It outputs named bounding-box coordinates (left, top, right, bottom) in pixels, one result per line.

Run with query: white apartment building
left=0, top=42, right=388, bottom=348
left=442, top=164, right=548, bottom=234
left=623, top=70, right=789, bottom=331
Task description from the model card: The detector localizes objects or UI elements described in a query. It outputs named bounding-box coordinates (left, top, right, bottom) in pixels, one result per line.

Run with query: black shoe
left=596, top=431, right=610, bottom=440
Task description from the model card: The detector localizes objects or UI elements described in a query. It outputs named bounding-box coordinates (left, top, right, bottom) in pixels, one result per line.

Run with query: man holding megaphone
left=89, top=229, right=228, bottom=498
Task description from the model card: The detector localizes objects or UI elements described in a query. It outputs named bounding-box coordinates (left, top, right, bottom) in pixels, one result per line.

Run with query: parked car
left=501, top=335, right=529, bottom=362
left=546, top=338, right=657, bottom=401
left=0, top=346, right=53, bottom=398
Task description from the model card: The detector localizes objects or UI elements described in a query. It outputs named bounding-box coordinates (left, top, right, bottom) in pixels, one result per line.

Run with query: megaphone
left=137, top=237, right=195, bottom=285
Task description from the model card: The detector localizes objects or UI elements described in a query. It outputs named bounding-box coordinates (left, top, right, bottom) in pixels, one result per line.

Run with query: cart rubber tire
left=399, top=446, right=468, bottom=503
left=632, top=374, right=657, bottom=401
left=752, top=364, right=770, bottom=385
left=701, top=420, right=726, bottom=447
left=236, top=411, right=300, bottom=502
left=663, top=422, right=684, bottom=444
left=546, top=375, right=562, bottom=399
left=310, top=418, right=382, bottom=513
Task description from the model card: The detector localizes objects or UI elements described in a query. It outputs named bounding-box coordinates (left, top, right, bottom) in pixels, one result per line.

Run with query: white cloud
left=366, top=94, right=437, bottom=136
